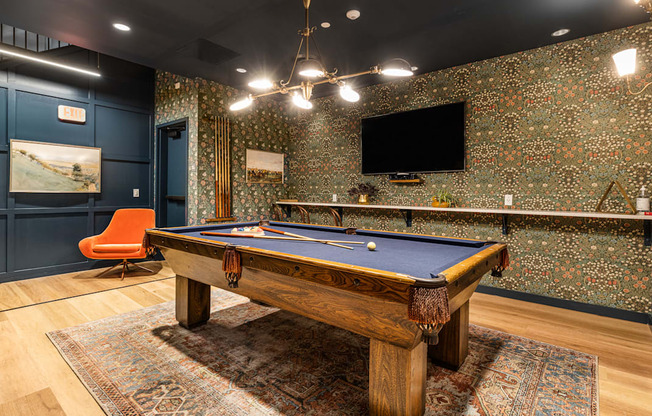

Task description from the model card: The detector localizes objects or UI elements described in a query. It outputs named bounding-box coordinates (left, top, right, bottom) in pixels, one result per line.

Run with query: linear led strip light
left=0, top=45, right=101, bottom=77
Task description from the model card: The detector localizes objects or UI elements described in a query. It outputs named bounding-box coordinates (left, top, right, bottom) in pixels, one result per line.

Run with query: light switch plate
left=332, top=193, right=338, bottom=202
left=133, top=188, right=140, bottom=198
left=504, top=194, right=513, bottom=206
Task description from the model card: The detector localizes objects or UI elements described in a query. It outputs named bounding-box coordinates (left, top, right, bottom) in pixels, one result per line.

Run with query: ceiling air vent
left=177, top=38, right=239, bottom=65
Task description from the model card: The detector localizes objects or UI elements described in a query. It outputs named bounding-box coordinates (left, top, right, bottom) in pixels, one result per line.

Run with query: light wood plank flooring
left=0, top=264, right=650, bottom=415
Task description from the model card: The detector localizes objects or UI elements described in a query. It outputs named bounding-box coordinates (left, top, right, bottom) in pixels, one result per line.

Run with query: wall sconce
left=612, top=48, right=651, bottom=95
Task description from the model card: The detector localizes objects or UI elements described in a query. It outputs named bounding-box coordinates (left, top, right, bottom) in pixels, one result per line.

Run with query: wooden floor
left=0, top=263, right=650, bottom=415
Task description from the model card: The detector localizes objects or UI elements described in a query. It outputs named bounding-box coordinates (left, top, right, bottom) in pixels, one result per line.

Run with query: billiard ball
left=367, top=242, right=376, bottom=251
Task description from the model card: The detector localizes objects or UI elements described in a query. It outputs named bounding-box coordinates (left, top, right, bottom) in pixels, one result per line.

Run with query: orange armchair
left=79, top=208, right=156, bottom=280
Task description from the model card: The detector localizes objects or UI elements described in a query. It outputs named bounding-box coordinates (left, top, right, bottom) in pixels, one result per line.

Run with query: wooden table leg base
left=176, top=275, right=211, bottom=329
left=369, top=339, right=427, bottom=416
left=428, top=301, right=469, bottom=370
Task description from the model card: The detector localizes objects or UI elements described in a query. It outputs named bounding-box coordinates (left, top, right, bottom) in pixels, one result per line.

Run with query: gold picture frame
left=9, top=139, right=102, bottom=193
left=246, top=149, right=284, bottom=184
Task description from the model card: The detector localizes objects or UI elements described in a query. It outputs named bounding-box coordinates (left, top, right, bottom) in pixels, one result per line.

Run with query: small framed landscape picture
left=246, top=149, right=284, bottom=184
left=10, top=139, right=102, bottom=193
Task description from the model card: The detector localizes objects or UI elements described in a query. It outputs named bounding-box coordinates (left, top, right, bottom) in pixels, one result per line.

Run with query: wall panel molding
left=1, top=51, right=155, bottom=283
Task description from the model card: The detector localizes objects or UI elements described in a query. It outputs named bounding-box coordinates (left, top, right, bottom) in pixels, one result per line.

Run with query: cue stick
left=225, top=118, right=231, bottom=217
left=214, top=116, right=220, bottom=218
left=199, top=231, right=354, bottom=249
left=259, top=226, right=362, bottom=249
left=219, top=117, right=224, bottom=218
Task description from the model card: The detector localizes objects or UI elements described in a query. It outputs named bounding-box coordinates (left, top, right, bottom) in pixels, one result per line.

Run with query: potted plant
left=348, top=182, right=379, bottom=204
left=432, top=190, right=455, bottom=208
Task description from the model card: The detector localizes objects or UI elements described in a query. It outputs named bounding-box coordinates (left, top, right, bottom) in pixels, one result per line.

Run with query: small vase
left=358, top=194, right=369, bottom=204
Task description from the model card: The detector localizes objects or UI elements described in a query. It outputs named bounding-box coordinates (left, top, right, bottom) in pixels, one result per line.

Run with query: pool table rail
left=148, top=229, right=446, bottom=304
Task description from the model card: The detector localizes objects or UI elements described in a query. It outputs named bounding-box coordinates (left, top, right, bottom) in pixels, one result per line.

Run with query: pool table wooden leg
left=369, top=339, right=427, bottom=416
left=176, top=275, right=211, bottom=329
left=427, top=300, right=469, bottom=370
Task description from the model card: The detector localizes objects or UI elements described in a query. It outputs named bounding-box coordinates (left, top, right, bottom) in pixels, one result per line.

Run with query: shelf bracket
left=400, top=209, right=413, bottom=227
left=502, top=214, right=509, bottom=235
left=645, top=221, right=651, bottom=247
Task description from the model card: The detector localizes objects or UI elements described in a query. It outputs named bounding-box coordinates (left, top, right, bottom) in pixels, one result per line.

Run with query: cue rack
left=205, top=115, right=236, bottom=223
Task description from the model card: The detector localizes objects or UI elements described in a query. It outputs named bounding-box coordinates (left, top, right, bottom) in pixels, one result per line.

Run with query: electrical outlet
left=504, top=194, right=513, bottom=206
left=133, top=188, right=140, bottom=198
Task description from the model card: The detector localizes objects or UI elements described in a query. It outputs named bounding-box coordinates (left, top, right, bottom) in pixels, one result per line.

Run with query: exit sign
left=58, top=105, right=86, bottom=124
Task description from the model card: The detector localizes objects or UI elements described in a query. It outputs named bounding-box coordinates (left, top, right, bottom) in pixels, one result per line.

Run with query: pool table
left=146, top=221, right=508, bottom=416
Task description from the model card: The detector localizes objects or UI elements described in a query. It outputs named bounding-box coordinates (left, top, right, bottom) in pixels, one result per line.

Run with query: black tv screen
left=360, top=102, right=466, bottom=174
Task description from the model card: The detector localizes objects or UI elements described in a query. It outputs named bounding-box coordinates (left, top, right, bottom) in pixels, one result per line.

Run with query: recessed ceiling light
left=112, top=23, right=131, bottom=32
left=411, top=66, right=418, bottom=71
left=236, top=68, right=247, bottom=73
left=346, top=10, right=361, bottom=20
left=551, top=28, right=570, bottom=37
left=321, top=22, right=331, bottom=28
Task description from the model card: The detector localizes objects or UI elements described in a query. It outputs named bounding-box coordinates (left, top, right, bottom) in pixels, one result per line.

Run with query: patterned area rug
left=48, top=289, right=598, bottom=415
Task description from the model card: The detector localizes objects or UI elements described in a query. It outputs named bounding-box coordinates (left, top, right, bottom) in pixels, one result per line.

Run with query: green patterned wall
left=285, top=23, right=651, bottom=314
left=156, top=23, right=651, bottom=314
left=155, top=73, right=290, bottom=225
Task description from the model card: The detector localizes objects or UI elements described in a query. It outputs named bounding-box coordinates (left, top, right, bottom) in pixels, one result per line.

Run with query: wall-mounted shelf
left=275, top=201, right=652, bottom=246
left=389, top=178, right=424, bottom=184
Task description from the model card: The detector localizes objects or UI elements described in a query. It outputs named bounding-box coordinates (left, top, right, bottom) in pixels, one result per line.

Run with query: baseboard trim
left=477, top=285, right=650, bottom=324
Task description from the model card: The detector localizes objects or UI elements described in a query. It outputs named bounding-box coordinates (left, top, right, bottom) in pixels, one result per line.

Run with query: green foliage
left=434, top=189, right=455, bottom=205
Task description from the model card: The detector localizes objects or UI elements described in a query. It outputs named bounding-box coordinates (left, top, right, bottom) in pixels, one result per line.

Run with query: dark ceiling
left=1, top=0, right=649, bottom=98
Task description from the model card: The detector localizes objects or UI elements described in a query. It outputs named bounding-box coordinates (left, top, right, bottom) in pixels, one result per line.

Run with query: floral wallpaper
left=156, top=22, right=651, bottom=314
left=155, top=72, right=291, bottom=225
left=155, top=72, right=200, bottom=223
left=286, top=22, right=652, bottom=314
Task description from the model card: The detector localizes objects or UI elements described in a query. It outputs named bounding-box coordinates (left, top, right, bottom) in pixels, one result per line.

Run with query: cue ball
left=367, top=242, right=376, bottom=251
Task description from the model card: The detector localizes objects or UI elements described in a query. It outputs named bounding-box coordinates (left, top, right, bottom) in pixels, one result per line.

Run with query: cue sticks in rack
left=206, top=116, right=235, bottom=223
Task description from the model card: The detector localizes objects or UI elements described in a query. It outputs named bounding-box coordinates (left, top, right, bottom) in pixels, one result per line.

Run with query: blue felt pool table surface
left=163, top=222, right=495, bottom=280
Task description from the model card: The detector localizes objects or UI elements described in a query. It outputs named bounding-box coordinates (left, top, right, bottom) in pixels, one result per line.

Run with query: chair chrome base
left=96, top=259, right=155, bottom=280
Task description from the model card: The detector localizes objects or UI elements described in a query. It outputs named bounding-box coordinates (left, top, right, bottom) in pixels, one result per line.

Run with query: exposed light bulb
left=612, top=48, right=637, bottom=77
left=339, top=84, right=360, bottom=102
left=298, top=68, right=324, bottom=78
left=229, top=96, right=253, bottom=111
left=380, top=59, right=414, bottom=77
left=292, top=93, right=313, bottom=109
left=248, top=79, right=274, bottom=89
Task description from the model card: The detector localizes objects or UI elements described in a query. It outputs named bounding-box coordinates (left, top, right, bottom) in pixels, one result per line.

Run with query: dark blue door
left=157, top=122, right=187, bottom=227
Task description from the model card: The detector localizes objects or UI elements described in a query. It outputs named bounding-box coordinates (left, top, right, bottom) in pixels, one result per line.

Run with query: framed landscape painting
left=10, top=139, right=101, bottom=193
left=246, top=149, right=284, bottom=184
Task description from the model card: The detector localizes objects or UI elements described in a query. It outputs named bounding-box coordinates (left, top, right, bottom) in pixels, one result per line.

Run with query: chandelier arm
left=251, top=84, right=303, bottom=100
left=281, top=37, right=305, bottom=87
left=626, top=75, right=652, bottom=95
left=309, top=33, right=326, bottom=70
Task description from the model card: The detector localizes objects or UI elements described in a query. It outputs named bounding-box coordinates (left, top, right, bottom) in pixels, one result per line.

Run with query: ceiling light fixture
left=612, top=48, right=651, bottom=94
left=248, top=79, right=274, bottom=89
left=0, top=45, right=101, bottom=77
left=346, top=10, right=361, bottom=20
left=551, top=28, right=570, bottom=37
left=320, top=22, right=331, bottom=28
left=339, top=83, right=360, bottom=102
left=236, top=68, right=247, bottom=73
left=112, top=23, right=131, bottom=31
left=229, top=0, right=414, bottom=111
left=292, top=92, right=313, bottom=109
left=229, top=95, right=253, bottom=111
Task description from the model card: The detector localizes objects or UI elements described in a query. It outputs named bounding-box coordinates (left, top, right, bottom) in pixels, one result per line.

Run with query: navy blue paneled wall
left=0, top=48, right=154, bottom=281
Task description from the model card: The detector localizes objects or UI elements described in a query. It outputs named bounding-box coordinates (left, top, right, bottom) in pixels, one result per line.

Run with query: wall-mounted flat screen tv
left=360, top=102, right=466, bottom=175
